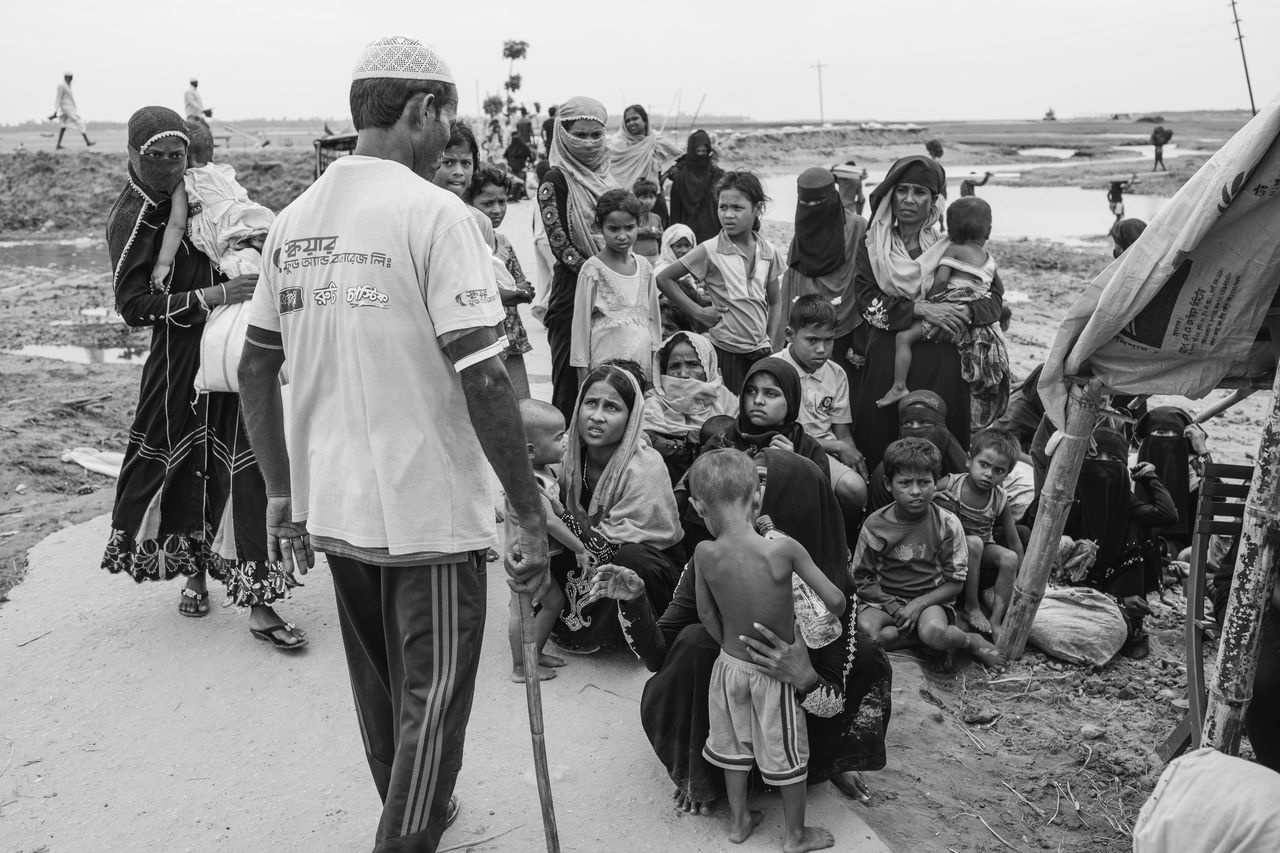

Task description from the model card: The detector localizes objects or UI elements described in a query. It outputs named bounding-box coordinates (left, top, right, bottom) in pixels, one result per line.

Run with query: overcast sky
left=6, top=0, right=1280, bottom=126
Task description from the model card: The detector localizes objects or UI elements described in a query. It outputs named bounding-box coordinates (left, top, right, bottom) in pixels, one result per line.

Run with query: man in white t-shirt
left=184, top=78, right=211, bottom=125
left=238, top=35, right=548, bottom=853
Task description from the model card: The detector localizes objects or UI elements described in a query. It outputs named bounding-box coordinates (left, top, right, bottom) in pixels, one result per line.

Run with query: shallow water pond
left=6, top=344, right=147, bottom=364
left=0, top=238, right=107, bottom=271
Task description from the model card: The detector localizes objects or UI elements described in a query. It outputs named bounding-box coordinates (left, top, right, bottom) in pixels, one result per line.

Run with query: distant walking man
left=49, top=73, right=93, bottom=149
left=238, top=35, right=550, bottom=853
left=185, top=78, right=211, bottom=125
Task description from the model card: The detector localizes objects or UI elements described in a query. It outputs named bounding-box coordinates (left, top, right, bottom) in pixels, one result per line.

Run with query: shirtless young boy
left=506, top=399, right=583, bottom=683
left=690, top=448, right=845, bottom=852
left=853, top=437, right=1007, bottom=669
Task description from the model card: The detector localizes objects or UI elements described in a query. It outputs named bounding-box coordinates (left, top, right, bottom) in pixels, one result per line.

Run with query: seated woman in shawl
left=780, top=167, right=867, bottom=374
left=552, top=364, right=686, bottom=653
left=538, top=96, right=620, bottom=421
left=642, top=332, right=737, bottom=483
left=609, top=104, right=680, bottom=223
left=666, top=130, right=725, bottom=243
left=1062, top=426, right=1177, bottom=659
left=588, top=446, right=892, bottom=814
left=849, top=155, right=1007, bottom=471
left=866, top=391, right=968, bottom=512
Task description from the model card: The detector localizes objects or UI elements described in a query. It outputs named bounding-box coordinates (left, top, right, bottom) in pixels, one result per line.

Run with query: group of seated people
left=511, top=152, right=1217, bottom=847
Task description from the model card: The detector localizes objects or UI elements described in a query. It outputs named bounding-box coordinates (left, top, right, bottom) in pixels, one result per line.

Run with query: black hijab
left=107, top=107, right=190, bottom=282
left=674, top=129, right=716, bottom=209
left=1070, top=426, right=1133, bottom=587
left=1135, top=406, right=1193, bottom=539
left=868, top=155, right=946, bottom=214
left=789, top=166, right=846, bottom=277
left=866, top=390, right=968, bottom=510
left=728, top=358, right=831, bottom=479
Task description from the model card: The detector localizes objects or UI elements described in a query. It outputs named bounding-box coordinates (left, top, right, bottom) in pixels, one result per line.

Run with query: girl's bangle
left=220, top=283, right=228, bottom=304
left=194, top=288, right=210, bottom=311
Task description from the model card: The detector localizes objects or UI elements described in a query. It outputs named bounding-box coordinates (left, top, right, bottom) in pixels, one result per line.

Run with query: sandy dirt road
left=0, top=195, right=890, bottom=853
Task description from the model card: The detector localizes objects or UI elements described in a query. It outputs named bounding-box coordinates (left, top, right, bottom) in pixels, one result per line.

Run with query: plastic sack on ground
left=1027, top=585, right=1126, bottom=666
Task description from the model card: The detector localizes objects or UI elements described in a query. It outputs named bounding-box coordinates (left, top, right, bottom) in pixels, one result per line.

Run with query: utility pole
left=811, top=62, right=827, bottom=125
left=1230, top=0, right=1258, bottom=116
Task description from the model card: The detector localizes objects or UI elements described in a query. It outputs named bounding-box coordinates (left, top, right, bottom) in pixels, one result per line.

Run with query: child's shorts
left=857, top=597, right=957, bottom=627
left=703, top=651, right=808, bottom=786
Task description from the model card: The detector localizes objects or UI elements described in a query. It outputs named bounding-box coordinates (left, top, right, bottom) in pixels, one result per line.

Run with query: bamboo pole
left=519, top=590, right=561, bottom=853
left=999, top=378, right=1103, bottom=659
left=1203, top=372, right=1280, bottom=753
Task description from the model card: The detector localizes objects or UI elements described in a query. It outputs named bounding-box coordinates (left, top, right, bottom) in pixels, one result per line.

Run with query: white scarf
left=549, top=96, right=618, bottom=259
left=866, top=194, right=951, bottom=300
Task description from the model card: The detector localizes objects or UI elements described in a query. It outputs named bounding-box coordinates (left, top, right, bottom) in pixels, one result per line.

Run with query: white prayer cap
left=352, top=36, right=454, bottom=84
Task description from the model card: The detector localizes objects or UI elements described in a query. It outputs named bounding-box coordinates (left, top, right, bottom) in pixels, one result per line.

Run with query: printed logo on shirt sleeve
left=455, top=288, right=498, bottom=308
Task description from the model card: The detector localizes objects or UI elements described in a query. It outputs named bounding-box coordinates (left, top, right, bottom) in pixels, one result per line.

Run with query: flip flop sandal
left=445, top=796, right=460, bottom=828
left=179, top=586, right=210, bottom=618
left=486, top=548, right=500, bottom=562
left=250, top=622, right=309, bottom=651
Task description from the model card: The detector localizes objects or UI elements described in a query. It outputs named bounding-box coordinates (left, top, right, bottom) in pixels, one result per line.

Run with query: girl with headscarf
left=553, top=365, right=685, bottom=651
left=590, top=447, right=892, bottom=813
left=849, top=155, right=1006, bottom=471
left=102, top=107, right=304, bottom=648
left=667, top=129, right=725, bottom=243
left=643, top=332, right=738, bottom=480
left=609, top=104, right=680, bottom=221
left=721, top=357, right=832, bottom=479
left=538, top=96, right=620, bottom=421
left=780, top=166, right=867, bottom=370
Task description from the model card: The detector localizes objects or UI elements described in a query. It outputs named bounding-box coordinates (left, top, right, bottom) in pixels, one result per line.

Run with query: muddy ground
left=1, top=120, right=1271, bottom=852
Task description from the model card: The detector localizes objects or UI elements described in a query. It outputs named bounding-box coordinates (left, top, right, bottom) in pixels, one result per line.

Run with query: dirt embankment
left=0, top=148, right=314, bottom=235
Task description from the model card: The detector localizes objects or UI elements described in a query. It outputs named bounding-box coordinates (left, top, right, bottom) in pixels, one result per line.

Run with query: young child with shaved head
left=506, top=398, right=584, bottom=682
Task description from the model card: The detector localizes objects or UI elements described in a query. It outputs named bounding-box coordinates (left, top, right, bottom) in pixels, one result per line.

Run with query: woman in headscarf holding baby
left=102, top=107, right=304, bottom=649
left=642, top=331, right=737, bottom=481
left=538, top=96, right=619, bottom=421
left=849, top=155, right=1006, bottom=470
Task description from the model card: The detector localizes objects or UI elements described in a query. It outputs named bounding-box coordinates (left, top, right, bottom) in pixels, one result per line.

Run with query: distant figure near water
left=185, top=78, right=212, bottom=125
left=1107, top=174, right=1139, bottom=221
left=49, top=73, right=94, bottom=149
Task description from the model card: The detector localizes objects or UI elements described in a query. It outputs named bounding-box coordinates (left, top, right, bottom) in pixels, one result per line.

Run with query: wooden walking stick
left=518, top=569, right=564, bottom=852
left=1203, top=368, right=1280, bottom=753
left=999, top=377, right=1103, bottom=659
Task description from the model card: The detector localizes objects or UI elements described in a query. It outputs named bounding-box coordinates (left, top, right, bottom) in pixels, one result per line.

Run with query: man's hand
left=266, top=495, right=313, bottom=582
left=506, top=516, right=551, bottom=605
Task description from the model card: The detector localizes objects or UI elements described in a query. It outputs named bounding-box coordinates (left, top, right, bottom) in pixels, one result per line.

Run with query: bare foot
left=784, top=826, right=835, bottom=853
left=875, top=386, right=910, bottom=409
left=963, top=606, right=993, bottom=637
left=510, top=665, right=557, bottom=683
left=966, top=634, right=1008, bottom=670
left=673, top=788, right=716, bottom=815
left=728, top=810, right=763, bottom=843
left=830, top=771, right=871, bottom=803
left=539, top=652, right=567, bottom=668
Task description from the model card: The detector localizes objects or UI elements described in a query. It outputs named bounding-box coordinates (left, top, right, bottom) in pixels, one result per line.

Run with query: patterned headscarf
left=107, top=107, right=190, bottom=285
left=866, top=154, right=949, bottom=300
left=549, top=96, right=617, bottom=258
